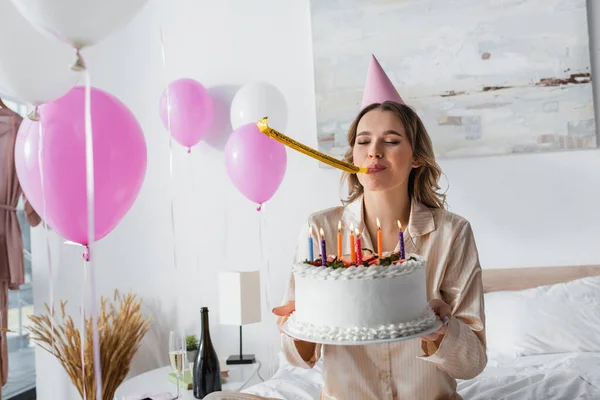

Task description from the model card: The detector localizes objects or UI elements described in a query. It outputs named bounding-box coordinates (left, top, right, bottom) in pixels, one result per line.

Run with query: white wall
left=31, top=0, right=600, bottom=398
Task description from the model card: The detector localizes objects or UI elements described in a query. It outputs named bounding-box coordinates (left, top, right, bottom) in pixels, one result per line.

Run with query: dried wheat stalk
left=28, top=290, right=152, bottom=400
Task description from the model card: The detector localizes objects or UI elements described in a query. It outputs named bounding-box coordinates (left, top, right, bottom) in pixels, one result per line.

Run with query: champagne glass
left=168, top=331, right=186, bottom=399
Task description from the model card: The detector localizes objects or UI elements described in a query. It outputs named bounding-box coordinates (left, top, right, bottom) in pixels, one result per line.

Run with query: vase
left=187, top=350, right=198, bottom=366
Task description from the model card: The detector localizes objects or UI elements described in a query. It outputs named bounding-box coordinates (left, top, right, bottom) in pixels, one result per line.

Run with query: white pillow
left=484, top=274, right=600, bottom=358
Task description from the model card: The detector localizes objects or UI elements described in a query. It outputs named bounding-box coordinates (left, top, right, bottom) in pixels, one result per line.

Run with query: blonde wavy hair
left=341, top=101, right=447, bottom=209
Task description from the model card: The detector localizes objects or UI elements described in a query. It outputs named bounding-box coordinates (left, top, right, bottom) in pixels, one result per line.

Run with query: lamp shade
left=218, top=271, right=261, bottom=326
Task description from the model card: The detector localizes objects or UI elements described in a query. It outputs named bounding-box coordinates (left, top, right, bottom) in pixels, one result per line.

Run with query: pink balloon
left=224, top=123, right=287, bottom=209
left=14, top=121, right=42, bottom=213
left=14, top=86, right=147, bottom=245
left=159, top=78, right=214, bottom=151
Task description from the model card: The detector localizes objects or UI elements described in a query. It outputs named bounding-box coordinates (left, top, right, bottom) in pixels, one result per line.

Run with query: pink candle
left=355, top=228, right=363, bottom=265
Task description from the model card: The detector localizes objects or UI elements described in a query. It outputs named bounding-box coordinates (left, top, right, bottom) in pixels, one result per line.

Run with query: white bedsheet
left=242, top=352, right=600, bottom=399
left=457, top=352, right=600, bottom=399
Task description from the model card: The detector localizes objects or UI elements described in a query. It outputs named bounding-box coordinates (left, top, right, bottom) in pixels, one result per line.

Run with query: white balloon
left=0, top=1, right=79, bottom=106
left=230, top=82, right=288, bottom=131
left=9, top=0, right=148, bottom=49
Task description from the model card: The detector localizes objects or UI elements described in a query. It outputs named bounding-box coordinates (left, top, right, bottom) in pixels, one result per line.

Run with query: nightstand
left=114, top=362, right=262, bottom=399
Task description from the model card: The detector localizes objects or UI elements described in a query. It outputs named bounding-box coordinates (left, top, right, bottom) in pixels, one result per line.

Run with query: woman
left=273, top=101, right=487, bottom=400
left=205, top=100, right=486, bottom=400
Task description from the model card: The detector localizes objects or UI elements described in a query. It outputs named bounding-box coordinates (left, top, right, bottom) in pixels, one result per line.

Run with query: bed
left=240, top=265, right=600, bottom=399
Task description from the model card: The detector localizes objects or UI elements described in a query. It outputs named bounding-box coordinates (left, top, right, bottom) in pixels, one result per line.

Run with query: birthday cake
left=285, top=251, right=438, bottom=342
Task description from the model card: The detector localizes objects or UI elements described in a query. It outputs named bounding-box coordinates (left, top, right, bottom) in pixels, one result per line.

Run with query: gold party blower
left=256, top=117, right=369, bottom=175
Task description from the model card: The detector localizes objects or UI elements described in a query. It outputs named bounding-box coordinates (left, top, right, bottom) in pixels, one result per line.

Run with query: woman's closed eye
left=356, top=140, right=400, bottom=145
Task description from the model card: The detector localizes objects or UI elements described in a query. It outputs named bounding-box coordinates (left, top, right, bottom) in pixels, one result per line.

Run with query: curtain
left=0, top=107, right=41, bottom=385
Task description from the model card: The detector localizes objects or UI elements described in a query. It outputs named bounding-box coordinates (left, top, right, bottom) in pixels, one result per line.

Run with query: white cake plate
left=282, top=317, right=443, bottom=346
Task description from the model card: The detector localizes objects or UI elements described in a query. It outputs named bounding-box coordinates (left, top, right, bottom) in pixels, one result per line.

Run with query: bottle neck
left=201, top=311, right=212, bottom=345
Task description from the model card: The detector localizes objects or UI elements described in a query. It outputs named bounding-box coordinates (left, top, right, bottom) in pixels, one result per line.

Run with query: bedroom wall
left=30, top=0, right=600, bottom=398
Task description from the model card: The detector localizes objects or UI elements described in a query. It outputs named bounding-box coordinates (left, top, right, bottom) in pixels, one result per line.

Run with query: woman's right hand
left=272, top=301, right=296, bottom=338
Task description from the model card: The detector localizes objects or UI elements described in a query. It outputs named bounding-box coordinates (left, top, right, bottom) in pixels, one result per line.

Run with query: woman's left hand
left=422, top=298, right=452, bottom=342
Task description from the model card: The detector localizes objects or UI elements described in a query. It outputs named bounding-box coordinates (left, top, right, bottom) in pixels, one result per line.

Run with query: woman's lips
left=367, top=164, right=387, bottom=174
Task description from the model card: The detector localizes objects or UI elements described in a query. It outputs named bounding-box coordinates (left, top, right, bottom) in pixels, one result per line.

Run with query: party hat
left=360, top=54, right=404, bottom=109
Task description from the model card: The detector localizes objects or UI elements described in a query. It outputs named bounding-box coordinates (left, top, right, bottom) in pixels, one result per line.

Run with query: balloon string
left=83, top=69, right=95, bottom=249
left=80, top=255, right=87, bottom=400
left=86, top=247, right=102, bottom=400
left=258, top=207, right=274, bottom=376
left=37, top=118, right=56, bottom=356
left=160, top=27, right=178, bottom=271
left=83, top=69, right=103, bottom=400
left=188, top=155, right=200, bottom=274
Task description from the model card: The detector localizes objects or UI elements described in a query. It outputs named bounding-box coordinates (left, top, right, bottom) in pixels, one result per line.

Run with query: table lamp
left=218, top=270, right=261, bottom=365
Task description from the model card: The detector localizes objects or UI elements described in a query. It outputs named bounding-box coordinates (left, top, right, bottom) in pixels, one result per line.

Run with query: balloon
left=230, top=82, right=288, bottom=132
left=224, top=123, right=287, bottom=209
left=14, top=118, right=42, bottom=212
left=14, top=86, right=147, bottom=245
left=159, top=78, right=214, bottom=150
left=9, top=0, right=148, bottom=50
left=0, top=1, right=79, bottom=106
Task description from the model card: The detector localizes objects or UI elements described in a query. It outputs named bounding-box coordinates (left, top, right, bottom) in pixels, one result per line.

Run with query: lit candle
left=397, top=220, right=405, bottom=260
left=320, top=228, right=327, bottom=266
left=376, top=217, right=383, bottom=258
left=308, top=225, right=314, bottom=262
left=349, top=223, right=356, bottom=264
left=355, top=228, right=363, bottom=265
left=337, top=221, right=343, bottom=259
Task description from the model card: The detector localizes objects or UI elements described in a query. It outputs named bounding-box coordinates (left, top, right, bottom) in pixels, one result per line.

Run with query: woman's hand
left=273, top=301, right=317, bottom=360
left=422, top=298, right=452, bottom=343
left=272, top=301, right=297, bottom=339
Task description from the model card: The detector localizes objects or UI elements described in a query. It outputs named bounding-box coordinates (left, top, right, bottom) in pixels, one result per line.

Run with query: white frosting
left=293, top=254, right=426, bottom=280
left=292, top=254, right=436, bottom=341
left=286, top=309, right=438, bottom=342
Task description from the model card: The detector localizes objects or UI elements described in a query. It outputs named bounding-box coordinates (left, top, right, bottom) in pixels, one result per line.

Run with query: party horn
left=256, top=118, right=368, bottom=174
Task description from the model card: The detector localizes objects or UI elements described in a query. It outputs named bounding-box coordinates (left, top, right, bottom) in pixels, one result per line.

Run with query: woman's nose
left=368, top=150, right=382, bottom=159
